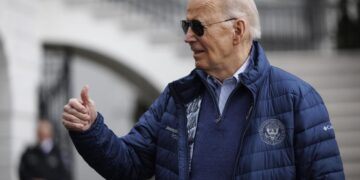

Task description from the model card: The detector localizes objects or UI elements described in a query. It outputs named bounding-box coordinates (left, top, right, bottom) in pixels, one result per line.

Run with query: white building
left=0, top=0, right=359, bottom=179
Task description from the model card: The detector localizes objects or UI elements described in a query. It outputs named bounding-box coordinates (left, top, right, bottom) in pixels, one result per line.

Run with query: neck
left=208, top=42, right=252, bottom=82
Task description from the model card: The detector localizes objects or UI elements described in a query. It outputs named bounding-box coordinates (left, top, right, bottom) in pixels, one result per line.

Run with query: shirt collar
left=233, top=56, right=250, bottom=82
left=207, top=55, right=250, bottom=85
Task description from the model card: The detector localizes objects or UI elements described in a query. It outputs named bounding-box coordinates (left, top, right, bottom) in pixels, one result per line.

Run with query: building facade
left=0, top=0, right=359, bottom=179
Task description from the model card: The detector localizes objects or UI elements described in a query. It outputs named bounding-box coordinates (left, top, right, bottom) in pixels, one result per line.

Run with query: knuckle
left=81, top=108, right=87, bottom=113
left=63, top=104, right=69, bottom=111
left=69, top=98, right=78, bottom=105
left=64, top=113, right=75, bottom=123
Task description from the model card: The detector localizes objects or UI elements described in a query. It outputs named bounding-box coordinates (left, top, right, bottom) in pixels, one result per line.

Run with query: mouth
left=191, top=48, right=205, bottom=55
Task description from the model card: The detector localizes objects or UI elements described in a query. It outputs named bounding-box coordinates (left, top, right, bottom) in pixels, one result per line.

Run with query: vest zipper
left=199, top=78, right=222, bottom=122
left=232, top=104, right=254, bottom=180
left=179, top=102, right=191, bottom=180
left=168, top=84, right=190, bottom=180
left=182, top=105, right=191, bottom=180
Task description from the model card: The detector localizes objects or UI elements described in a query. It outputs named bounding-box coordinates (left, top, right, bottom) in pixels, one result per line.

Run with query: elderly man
left=62, top=0, right=345, bottom=179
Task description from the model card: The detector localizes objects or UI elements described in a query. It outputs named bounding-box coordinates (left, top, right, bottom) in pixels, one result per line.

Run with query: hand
left=62, top=85, right=97, bottom=132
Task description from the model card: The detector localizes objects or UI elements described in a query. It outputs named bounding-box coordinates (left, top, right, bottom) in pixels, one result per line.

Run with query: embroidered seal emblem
left=259, top=119, right=286, bottom=145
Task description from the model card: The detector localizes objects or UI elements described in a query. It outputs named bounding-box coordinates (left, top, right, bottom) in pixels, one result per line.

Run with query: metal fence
left=63, top=0, right=355, bottom=51
left=258, top=1, right=334, bottom=50
left=38, top=46, right=74, bottom=179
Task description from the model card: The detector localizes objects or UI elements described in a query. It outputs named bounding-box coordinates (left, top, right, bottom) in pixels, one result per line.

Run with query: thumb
left=80, top=85, right=91, bottom=105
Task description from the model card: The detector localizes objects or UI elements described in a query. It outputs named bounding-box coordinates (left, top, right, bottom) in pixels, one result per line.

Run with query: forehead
left=186, top=0, right=224, bottom=20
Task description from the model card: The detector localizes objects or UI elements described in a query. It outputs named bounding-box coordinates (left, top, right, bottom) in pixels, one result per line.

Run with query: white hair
left=224, top=0, right=261, bottom=40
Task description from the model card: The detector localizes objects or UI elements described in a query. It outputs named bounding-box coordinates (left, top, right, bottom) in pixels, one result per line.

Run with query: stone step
left=327, top=102, right=360, bottom=118
left=298, top=73, right=360, bottom=89
left=343, top=161, right=360, bottom=180
left=344, top=162, right=360, bottom=180
left=332, top=116, right=360, bottom=132
left=340, top=146, right=360, bottom=163
left=269, top=53, right=360, bottom=76
left=318, top=87, right=360, bottom=103
left=341, top=147, right=360, bottom=180
left=335, top=131, right=360, bottom=147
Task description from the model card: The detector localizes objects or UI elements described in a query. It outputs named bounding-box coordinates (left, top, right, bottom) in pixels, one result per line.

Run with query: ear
left=233, top=19, right=246, bottom=45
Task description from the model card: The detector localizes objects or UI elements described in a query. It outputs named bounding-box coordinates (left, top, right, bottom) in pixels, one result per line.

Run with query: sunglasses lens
left=191, top=20, right=204, bottom=36
left=181, top=20, right=204, bottom=36
left=181, top=20, right=189, bottom=34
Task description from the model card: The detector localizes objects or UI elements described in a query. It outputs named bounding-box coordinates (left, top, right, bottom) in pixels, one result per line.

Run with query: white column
left=0, top=0, right=41, bottom=179
left=0, top=34, right=12, bottom=180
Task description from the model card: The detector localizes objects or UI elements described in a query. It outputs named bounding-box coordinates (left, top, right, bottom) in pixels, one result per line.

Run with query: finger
left=67, top=98, right=87, bottom=114
left=62, top=119, right=85, bottom=131
left=64, top=104, right=90, bottom=121
left=81, top=85, right=90, bottom=105
left=62, top=112, right=89, bottom=125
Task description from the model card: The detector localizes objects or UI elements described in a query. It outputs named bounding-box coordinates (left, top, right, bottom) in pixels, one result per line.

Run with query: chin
left=194, top=57, right=202, bottom=66
left=194, top=62, right=208, bottom=71
left=194, top=56, right=210, bottom=70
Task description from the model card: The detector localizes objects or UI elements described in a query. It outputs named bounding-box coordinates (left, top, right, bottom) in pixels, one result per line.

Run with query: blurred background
left=0, top=0, right=359, bottom=179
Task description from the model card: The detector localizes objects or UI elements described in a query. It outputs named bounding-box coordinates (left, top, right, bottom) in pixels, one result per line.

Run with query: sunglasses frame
left=181, top=18, right=237, bottom=36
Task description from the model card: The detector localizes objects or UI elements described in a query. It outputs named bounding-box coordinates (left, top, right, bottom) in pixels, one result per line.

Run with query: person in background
left=19, top=119, right=70, bottom=180
left=62, top=0, right=345, bottom=179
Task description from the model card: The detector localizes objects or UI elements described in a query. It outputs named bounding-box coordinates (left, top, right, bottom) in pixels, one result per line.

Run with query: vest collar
left=169, top=41, right=271, bottom=106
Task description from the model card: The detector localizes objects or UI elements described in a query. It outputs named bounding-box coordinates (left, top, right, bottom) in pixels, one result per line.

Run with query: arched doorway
left=39, top=44, right=160, bottom=180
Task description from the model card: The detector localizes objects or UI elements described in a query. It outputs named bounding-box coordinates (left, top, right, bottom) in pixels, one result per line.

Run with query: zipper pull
left=215, top=116, right=222, bottom=123
left=246, top=105, right=253, bottom=120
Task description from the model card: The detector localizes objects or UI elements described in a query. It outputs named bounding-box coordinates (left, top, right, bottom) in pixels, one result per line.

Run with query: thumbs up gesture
left=62, top=85, right=97, bottom=132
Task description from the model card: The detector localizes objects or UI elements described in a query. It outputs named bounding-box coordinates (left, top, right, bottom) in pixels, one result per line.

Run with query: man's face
left=184, top=0, right=235, bottom=72
left=37, top=121, right=53, bottom=143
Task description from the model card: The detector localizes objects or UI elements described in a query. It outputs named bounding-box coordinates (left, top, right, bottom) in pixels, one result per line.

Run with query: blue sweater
left=190, top=83, right=252, bottom=179
left=69, top=42, right=345, bottom=180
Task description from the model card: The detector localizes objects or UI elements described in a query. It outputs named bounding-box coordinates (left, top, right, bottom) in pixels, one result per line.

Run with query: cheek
left=208, top=27, right=233, bottom=49
left=207, top=37, right=233, bottom=59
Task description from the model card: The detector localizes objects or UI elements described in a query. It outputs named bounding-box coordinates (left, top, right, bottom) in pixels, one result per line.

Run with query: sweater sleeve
left=294, top=86, right=345, bottom=180
left=69, top=87, right=170, bottom=180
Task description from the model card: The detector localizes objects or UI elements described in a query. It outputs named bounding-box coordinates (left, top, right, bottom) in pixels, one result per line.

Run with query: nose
left=184, top=27, right=197, bottom=43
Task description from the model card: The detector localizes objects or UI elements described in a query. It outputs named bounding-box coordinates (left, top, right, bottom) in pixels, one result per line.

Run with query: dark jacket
left=19, top=144, right=70, bottom=180
left=70, top=42, right=344, bottom=180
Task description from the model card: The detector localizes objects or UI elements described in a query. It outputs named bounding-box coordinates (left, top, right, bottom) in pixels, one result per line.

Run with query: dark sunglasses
left=181, top=18, right=237, bottom=36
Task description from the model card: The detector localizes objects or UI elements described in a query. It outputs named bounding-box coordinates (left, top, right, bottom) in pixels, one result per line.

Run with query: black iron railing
left=39, top=46, right=74, bottom=180
left=258, top=1, right=334, bottom=50
left=65, top=0, right=351, bottom=50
